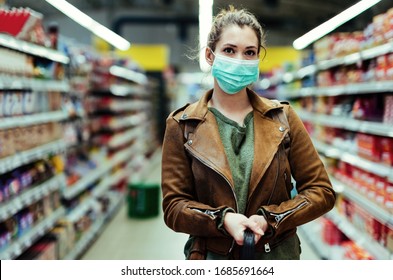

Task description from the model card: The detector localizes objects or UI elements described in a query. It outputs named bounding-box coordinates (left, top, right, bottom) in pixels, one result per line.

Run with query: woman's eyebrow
left=222, top=44, right=257, bottom=49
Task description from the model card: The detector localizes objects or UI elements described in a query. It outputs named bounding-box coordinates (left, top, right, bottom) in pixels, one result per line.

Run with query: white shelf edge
left=0, top=33, right=69, bottom=64
left=0, top=139, right=67, bottom=175
left=313, top=139, right=393, bottom=181
left=0, top=111, right=69, bottom=130
left=298, top=110, right=393, bottom=138
left=0, top=74, right=70, bottom=91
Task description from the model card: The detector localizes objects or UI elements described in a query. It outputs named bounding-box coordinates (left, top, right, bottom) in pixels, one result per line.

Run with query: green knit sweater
left=208, top=108, right=254, bottom=214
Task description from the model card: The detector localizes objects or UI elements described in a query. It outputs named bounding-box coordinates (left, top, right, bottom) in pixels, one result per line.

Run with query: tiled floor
left=81, top=149, right=320, bottom=260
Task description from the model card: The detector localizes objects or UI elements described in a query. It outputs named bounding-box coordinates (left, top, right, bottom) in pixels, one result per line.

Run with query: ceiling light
left=45, top=0, right=131, bottom=51
left=293, top=0, right=382, bottom=50
left=199, top=0, right=213, bottom=72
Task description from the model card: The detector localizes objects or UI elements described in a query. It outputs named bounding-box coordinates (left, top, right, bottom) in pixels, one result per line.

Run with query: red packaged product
left=376, top=55, right=388, bottom=81
left=380, top=137, right=393, bottom=166
left=375, top=176, right=387, bottom=206
left=356, top=133, right=381, bottom=162
left=381, top=223, right=393, bottom=252
left=384, top=8, right=393, bottom=42
left=385, top=181, right=393, bottom=210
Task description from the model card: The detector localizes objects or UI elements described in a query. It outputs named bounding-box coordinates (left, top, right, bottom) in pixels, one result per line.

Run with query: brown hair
left=207, top=5, right=266, bottom=55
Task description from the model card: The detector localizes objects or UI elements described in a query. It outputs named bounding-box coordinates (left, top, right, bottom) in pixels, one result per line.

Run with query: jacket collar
left=180, top=88, right=283, bottom=121
left=181, top=87, right=288, bottom=200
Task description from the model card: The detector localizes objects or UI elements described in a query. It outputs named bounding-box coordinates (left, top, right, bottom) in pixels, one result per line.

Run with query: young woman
left=161, top=6, right=336, bottom=260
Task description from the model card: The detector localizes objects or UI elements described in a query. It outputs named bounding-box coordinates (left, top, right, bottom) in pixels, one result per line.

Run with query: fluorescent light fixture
left=293, top=0, right=382, bottom=50
left=199, top=0, right=213, bottom=72
left=45, top=0, right=130, bottom=50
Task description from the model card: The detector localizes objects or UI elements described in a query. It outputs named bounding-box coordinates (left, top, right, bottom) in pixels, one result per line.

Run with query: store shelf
left=109, top=65, right=148, bottom=85
left=0, top=111, right=69, bottom=130
left=298, top=221, right=343, bottom=260
left=0, top=74, right=70, bottom=91
left=92, top=168, right=128, bottom=198
left=313, top=139, right=393, bottom=181
left=107, top=127, right=142, bottom=149
left=92, top=113, right=147, bottom=131
left=0, top=33, right=69, bottom=64
left=298, top=110, right=393, bottom=137
left=92, top=84, right=147, bottom=97
left=62, top=163, right=111, bottom=200
left=63, top=215, right=105, bottom=260
left=63, top=192, right=124, bottom=260
left=281, top=80, right=393, bottom=99
left=0, top=207, right=66, bottom=260
left=0, top=173, right=66, bottom=222
left=62, top=144, right=138, bottom=200
left=326, top=208, right=393, bottom=260
left=66, top=197, right=96, bottom=223
left=0, top=139, right=67, bottom=174
left=272, top=41, right=393, bottom=84
left=330, top=177, right=393, bottom=226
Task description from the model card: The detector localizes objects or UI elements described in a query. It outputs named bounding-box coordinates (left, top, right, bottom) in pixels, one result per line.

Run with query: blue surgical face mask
left=211, top=50, right=260, bottom=94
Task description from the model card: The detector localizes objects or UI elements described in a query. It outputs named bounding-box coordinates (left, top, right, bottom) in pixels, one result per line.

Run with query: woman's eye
left=223, top=48, right=234, bottom=54
left=245, top=50, right=256, bottom=56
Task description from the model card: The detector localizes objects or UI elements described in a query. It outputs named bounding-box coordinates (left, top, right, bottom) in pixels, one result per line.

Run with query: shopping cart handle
left=240, top=229, right=255, bottom=260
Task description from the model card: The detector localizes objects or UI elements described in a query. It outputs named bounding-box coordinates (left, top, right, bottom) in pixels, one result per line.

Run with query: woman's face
left=213, top=24, right=259, bottom=61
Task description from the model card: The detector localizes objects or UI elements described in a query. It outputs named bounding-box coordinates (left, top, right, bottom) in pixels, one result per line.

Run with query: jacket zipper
left=190, top=208, right=221, bottom=220
left=263, top=201, right=308, bottom=253
left=186, top=147, right=239, bottom=254
left=270, top=201, right=308, bottom=228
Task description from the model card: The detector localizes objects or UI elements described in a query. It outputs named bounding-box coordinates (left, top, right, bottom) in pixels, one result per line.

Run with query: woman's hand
left=223, top=213, right=264, bottom=245
left=249, top=214, right=268, bottom=244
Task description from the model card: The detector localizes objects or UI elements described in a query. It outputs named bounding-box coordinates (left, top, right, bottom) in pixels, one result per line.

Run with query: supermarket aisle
left=81, top=148, right=320, bottom=260
left=81, top=149, right=188, bottom=260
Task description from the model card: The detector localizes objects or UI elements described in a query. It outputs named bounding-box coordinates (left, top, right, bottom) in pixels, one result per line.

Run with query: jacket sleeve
left=161, top=114, right=229, bottom=237
left=260, top=105, right=336, bottom=237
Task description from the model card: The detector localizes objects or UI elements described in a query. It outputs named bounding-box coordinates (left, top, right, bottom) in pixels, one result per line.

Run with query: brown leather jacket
left=161, top=88, right=336, bottom=258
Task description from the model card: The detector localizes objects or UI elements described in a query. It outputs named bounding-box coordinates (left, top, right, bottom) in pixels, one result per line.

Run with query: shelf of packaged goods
left=0, top=173, right=66, bottom=222
left=330, top=177, right=393, bottom=226
left=326, top=208, right=393, bottom=260
left=0, top=111, right=69, bottom=130
left=269, top=41, right=393, bottom=86
left=92, top=168, right=129, bottom=198
left=62, top=145, right=138, bottom=200
left=109, top=65, right=148, bottom=85
left=62, top=161, right=111, bottom=200
left=63, top=191, right=124, bottom=260
left=92, top=99, right=150, bottom=113
left=298, top=220, right=343, bottom=260
left=96, top=113, right=147, bottom=131
left=0, top=74, right=70, bottom=91
left=65, top=197, right=97, bottom=223
left=298, top=110, right=393, bottom=138
left=312, top=139, right=393, bottom=181
left=0, top=206, right=66, bottom=260
left=63, top=215, right=105, bottom=260
left=0, top=139, right=67, bottom=175
left=91, top=84, right=147, bottom=98
left=107, top=127, right=142, bottom=149
left=280, top=80, right=393, bottom=99
left=0, top=33, right=69, bottom=64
